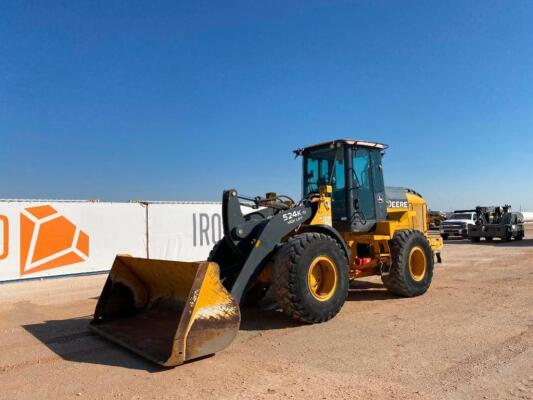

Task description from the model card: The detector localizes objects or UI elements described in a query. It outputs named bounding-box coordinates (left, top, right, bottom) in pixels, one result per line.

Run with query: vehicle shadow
left=23, top=282, right=397, bottom=367
left=447, top=238, right=533, bottom=247
left=22, top=316, right=166, bottom=372
left=240, top=280, right=395, bottom=331
left=347, top=280, right=396, bottom=301
left=239, top=307, right=299, bottom=331
left=443, top=237, right=469, bottom=241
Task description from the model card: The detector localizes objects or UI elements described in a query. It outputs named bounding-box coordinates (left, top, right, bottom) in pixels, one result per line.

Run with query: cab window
left=304, top=147, right=344, bottom=196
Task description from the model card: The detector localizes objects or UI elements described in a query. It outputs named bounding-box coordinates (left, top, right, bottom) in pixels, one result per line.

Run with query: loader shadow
left=449, top=238, right=533, bottom=247
left=22, top=316, right=166, bottom=373
left=239, top=307, right=300, bottom=331
left=24, top=282, right=398, bottom=367
left=347, top=280, right=396, bottom=301
left=240, top=280, right=395, bottom=331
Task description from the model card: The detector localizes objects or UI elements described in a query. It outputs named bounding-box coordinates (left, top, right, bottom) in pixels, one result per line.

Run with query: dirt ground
left=1, top=227, right=532, bottom=400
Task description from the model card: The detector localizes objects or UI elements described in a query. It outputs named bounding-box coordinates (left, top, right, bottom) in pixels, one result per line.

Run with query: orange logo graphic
left=0, top=215, right=8, bottom=260
left=20, top=205, right=89, bottom=275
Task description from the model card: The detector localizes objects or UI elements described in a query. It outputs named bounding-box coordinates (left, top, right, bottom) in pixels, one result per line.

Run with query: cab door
left=370, top=149, right=387, bottom=221
left=350, top=147, right=376, bottom=232
left=353, top=148, right=375, bottom=220
left=349, top=147, right=387, bottom=232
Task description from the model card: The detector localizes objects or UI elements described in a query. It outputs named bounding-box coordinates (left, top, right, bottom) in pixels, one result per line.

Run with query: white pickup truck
left=439, top=211, right=477, bottom=239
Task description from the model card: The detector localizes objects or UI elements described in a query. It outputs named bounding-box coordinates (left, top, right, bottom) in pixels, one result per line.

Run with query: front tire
left=273, top=233, right=349, bottom=323
left=502, top=233, right=512, bottom=242
left=382, top=230, right=434, bottom=297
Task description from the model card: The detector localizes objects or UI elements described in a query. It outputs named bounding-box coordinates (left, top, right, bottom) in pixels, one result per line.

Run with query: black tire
left=441, top=234, right=449, bottom=240
left=209, top=239, right=269, bottom=306
left=208, top=239, right=233, bottom=262
left=515, top=234, right=524, bottom=241
left=382, top=230, right=434, bottom=297
left=485, top=236, right=493, bottom=242
left=208, top=239, right=241, bottom=291
left=471, top=237, right=481, bottom=243
left=272, top=232, right=349, bottom=323
left=241, top=283, right=270, bottom=307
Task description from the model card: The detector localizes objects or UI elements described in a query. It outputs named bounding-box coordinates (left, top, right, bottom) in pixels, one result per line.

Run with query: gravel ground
left=1, top=226, right=532, bottom=400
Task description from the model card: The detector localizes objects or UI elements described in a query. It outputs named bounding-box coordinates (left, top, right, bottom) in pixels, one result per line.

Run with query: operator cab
left=294, top=139, right=388, bottom=233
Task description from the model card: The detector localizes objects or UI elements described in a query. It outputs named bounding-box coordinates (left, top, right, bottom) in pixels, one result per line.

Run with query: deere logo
left=20, top=205, right=89, bottom=275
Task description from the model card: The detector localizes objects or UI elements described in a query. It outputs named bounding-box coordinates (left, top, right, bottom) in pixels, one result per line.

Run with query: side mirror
left=353, top=198, right=359, bottom=210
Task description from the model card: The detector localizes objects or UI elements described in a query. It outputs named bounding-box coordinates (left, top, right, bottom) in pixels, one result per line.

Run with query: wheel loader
left=90, top=139, right=443, bottom=366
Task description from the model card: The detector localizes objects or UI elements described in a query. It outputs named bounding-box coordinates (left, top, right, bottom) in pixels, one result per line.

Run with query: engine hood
left=442, top=219, right=470, bottom=225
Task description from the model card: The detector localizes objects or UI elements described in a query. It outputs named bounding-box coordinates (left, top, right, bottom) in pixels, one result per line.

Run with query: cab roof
left=293, top=139, right=389, bottom=156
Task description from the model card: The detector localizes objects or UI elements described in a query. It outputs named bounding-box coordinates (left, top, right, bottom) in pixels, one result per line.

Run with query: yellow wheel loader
left=90, top=139, right=443, bottom=366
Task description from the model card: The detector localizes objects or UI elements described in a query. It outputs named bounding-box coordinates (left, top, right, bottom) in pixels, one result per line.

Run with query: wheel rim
left=408, top=247, right=427, bottom=282
left=307, top=255, right=338, bottom=301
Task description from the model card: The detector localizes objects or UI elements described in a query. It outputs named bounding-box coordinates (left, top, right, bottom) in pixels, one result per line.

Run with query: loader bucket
left=90, top=256, right=240, bottom=367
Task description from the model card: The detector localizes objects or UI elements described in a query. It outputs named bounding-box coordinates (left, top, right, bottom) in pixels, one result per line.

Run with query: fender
left=299, top=224, right=350, bottom=261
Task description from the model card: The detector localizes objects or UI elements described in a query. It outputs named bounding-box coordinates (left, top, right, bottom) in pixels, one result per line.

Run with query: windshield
left=449, top=213, right=473, bottom=220
left=303, top=146, right=344, bottom=196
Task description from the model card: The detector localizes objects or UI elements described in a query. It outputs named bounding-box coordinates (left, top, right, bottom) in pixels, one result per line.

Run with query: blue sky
left=1, top=0, right=532, bottom=211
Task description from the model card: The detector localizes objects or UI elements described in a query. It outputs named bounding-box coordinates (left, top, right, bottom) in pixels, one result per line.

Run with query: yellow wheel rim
left=307, top=255, right=338, bottom=301
left=408, top=246, right=427, bottom=282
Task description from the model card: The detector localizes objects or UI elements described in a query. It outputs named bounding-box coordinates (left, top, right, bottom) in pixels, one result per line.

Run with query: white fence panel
left=0, top=201, right=146, bottom=281
left=0, top=200, right=257, bottom=282
left=147, top=203, right=223, bottom=261
left=517, top=212, right=533, bottom=223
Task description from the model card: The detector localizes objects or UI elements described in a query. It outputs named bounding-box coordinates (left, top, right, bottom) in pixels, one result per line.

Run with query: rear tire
left=382, top=230, right=433, bottom=297
left=273, top=233, right=349, bottom=323
left=471, top=237, right=481, bottom=243
left=485, top=236, right=493, bottom=242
